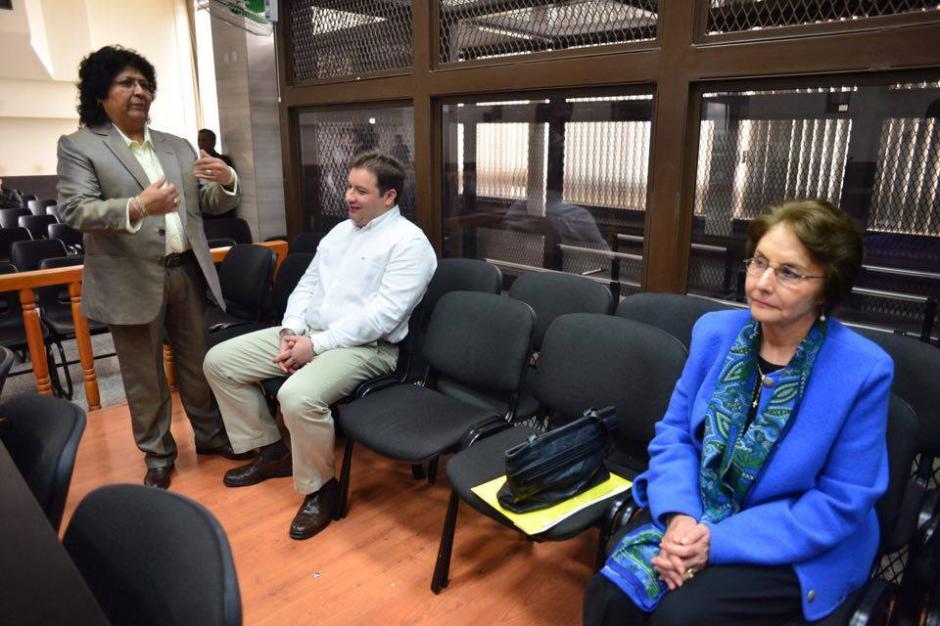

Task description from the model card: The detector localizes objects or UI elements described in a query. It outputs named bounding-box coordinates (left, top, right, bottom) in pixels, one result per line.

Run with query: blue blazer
left=632, top=309, right=893, bottom=621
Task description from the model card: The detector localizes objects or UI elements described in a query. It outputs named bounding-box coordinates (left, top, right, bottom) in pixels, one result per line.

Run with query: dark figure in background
left=390, top=134, right=411, bottom=167
left=585, top=200, right=893, bottom=625
left=197, top=129, right=234, bottom=169
left=56, top=45, right=250, bottom=490
left=0, top=177, right=24, bottom=208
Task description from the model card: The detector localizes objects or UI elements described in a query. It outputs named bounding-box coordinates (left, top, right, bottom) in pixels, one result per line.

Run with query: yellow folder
left=470, top=473, right=632, bottom=536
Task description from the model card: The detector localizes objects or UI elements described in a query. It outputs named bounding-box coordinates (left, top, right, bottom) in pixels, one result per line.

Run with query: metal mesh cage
left=688, top=82, right=940, bottom=338
left=290, top=0, right=412, bottom=82
left=442, top=93, right=652, bottom=296
left=296, top=105, right=416, bottom=232
left=706, top=0, right=940, bottom=35
left=438, top=0, right=658, bottom=64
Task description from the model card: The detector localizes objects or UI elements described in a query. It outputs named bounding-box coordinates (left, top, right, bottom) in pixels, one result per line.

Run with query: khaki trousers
left=203, top=326, right=397, bottom=494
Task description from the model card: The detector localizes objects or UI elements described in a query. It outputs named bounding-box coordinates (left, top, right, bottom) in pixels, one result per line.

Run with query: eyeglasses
left=113, top=77, right=154, bottom=93
left=742, top=257, right=825, bottom=287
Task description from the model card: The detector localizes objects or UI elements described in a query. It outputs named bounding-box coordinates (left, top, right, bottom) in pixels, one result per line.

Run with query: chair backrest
left=856, top=328, right=940, bottom=457
left=0, top=394, right=86, bottom=531
left=0, top=207, right=31, bottom=229
left=218, top=244, right=275, bottom=321
left=28, top=199, right=56, bottom=216
left=48, top=223, right=84, bottom=249
left=424, top=258, right=502, bottom=319
left=18, top=214, right=57, bottom=240
left=0, top=263, right=20, bottom=317
left=204, top=217, right=253, bottom=244
left=537, top=314, right=688, bottom=470
left=63, top=484, right=242, bottom=626
left=616, top=292, right=734, bottom=349
left=422, top=291, right=534, bottom=399
left=290, top=231, right=325, bottom=255
left=45, top=204, right=60, bottom=219
left=508, top=271, right=613, bottom=349
left=271, top=252, right=313, bottom=319
left=38, top=254, right=85, bottom=307
left=10, top=238, right=66, bottom=272
left=0, top=227, right=32, bottom=260
left=0, top=345, right=15, bottom=396
left=878, top=393, right=919, bottom=553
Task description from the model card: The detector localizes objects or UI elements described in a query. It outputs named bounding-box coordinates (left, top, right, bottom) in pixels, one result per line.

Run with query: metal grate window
left=442, top=91, right=653, bottom=297
left=688, top=81, right=940, bottom=340
left=297, top=105, right=416, bottom=233
left=290, top=0, right=412, bottom=82
left=438, top=0, right=658, bottom=64
left=706, top=0, right=940, bottom=35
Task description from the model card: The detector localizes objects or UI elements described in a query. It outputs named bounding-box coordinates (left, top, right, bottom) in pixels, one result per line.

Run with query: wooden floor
left=63, top=395, right=595, bottom=625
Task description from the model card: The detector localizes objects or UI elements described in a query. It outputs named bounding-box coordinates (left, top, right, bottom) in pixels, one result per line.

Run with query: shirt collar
left=113, top=124, right=153, bottom=149
left=357, top=205, right=400, bottom=231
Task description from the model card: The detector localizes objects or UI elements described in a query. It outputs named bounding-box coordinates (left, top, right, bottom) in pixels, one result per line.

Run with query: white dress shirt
left=282, top=206, right=437, bottom=354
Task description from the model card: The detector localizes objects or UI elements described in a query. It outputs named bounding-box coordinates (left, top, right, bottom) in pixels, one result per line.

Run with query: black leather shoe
left=289, top=479, right=339, bottom=540
left=223, top=452, right=292, bottom=487
left=144, top=465, right=173, bottom=490
left=196, top=442, right=254, bottom=461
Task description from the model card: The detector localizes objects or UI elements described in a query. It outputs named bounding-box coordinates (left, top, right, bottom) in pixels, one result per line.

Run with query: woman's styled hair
left=348, top=150, right=405, bottom=203
left=77, top=45, right=156, bottom=127
left=746, top=199, right=864, bottom=314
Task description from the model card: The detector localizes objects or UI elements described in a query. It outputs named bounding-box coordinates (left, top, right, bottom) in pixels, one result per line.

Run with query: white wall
left=0, top=0, right=199, bottom=176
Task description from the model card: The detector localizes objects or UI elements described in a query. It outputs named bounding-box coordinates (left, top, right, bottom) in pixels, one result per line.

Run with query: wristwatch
left=278, top=328, right=297, bottom=339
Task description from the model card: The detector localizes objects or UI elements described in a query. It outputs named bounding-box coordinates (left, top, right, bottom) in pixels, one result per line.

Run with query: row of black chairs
left=0, top=393, right=242, bottom=626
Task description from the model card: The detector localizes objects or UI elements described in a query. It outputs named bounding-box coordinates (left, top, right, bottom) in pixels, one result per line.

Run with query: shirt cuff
left=220, top=168, right=238, bottom=195
left=280, top=318, right=305, bottom=336
left=309, top=331, right=334, bottom=355
left=125, top=198, right=144, bottom=233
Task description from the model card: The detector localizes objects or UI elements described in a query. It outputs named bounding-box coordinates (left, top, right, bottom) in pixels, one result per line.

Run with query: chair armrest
left=354, top=375, right=401, bottom=399
left=847, top=577, right=891, bottom=626
left=460, top=416, right=512, bottom=449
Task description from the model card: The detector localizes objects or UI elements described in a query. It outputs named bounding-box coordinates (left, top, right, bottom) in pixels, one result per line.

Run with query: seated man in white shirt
left=204, top=151, right=437, bottom=539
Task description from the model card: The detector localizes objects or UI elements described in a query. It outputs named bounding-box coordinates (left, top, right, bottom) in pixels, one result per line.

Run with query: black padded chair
left=45, top=204, right=60, bottom=219
left=207, top=237, right=237, bottom=249
left=18, top=214, right=57, bottom=240
left=48, top=222, right=84, bottom=254
left=289, top=231, right=325, bottom=254
left=63, top=484, right=242, bottom=626
left=208, top=252, right=313, bottom=348
left=615, top=292, right=735, bottom=349
left=0, top=227, right=31, bottom=262
left=432, top=314, right=688, bottom=592
left=27, top=198, right=56, bottom=216
left=0, top=394, right=86, bottom=531
left=0, top=345, right=14, bottom=397
left=502, top=271, right=614, bottom=422
left=338, top=291, right=536, bottom=520
left=0, top=207, right=31, bottom=229
left=10, top=238, right=66, bottom=272
left=206, top=244, right=275, bottom=343
left=204, top=217, right=253, bottom=245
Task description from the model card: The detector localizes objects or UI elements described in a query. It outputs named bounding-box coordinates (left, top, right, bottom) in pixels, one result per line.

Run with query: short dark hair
left=746, top=199, right=863, bottom=314
left=198, top=129, right=217, bottom=143
left=348, top=150, right=404, bottom=203
left=77, top=45, right=156, bottom=127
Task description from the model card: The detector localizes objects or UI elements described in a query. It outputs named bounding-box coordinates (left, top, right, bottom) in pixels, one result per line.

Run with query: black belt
left=164, top=250, right=195, bottom=268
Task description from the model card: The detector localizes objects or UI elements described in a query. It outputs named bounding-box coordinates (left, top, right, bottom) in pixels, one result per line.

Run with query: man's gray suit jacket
left=56, top=124, right=237, bottom=325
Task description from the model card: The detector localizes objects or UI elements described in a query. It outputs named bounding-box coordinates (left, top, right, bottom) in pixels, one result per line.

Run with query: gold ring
left=685, top=568, right=695, bottom=580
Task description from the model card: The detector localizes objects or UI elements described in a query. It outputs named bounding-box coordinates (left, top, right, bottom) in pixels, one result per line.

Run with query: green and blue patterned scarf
left=600, top=317, right=827, bottom=612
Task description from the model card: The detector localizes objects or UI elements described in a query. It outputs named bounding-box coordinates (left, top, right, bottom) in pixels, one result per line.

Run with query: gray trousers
left=203, top=326, right=397, bottom=494
left=109, top=257, right=227, bottom=469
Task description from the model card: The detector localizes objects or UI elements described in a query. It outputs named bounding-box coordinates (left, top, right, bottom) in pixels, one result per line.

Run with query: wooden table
left=0, top=441, right=109, bottom=625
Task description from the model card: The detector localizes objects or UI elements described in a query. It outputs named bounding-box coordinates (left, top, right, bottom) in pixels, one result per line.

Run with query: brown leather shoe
left=144, top=465, right=173, bottom=490
left=223, top=452, right=292, bottom=487
left=289, top=479, right=339, bottom=540
left=196, top=442, right=254, bottom=461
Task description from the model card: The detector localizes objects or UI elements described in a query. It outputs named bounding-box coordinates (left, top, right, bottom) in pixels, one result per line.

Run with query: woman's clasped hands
left=651, top=514, right=710, bottom=591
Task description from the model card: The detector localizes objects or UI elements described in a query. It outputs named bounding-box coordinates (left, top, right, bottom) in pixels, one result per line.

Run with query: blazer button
left=158, top=228, right=166, bottom=236
left=762, top=375, right=774, bottom=388
left=807, top=590, right=816, bottom=602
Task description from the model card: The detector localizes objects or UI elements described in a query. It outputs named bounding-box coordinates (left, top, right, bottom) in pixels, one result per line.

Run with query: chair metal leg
left=427, top=457, right=438, bottom=484
left=431, top=490, right=460, bottom=594
left=336, top=438, right=354, bottom=520
left=412, top=464, right=426, bottom=480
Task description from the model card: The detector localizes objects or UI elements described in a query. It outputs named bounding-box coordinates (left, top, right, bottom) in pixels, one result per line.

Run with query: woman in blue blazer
left=586, top=200, right=893, bottom=625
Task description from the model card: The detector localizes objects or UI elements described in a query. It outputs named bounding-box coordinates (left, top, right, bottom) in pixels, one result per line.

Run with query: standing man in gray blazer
left=57, top=45, right=250, bottom=489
